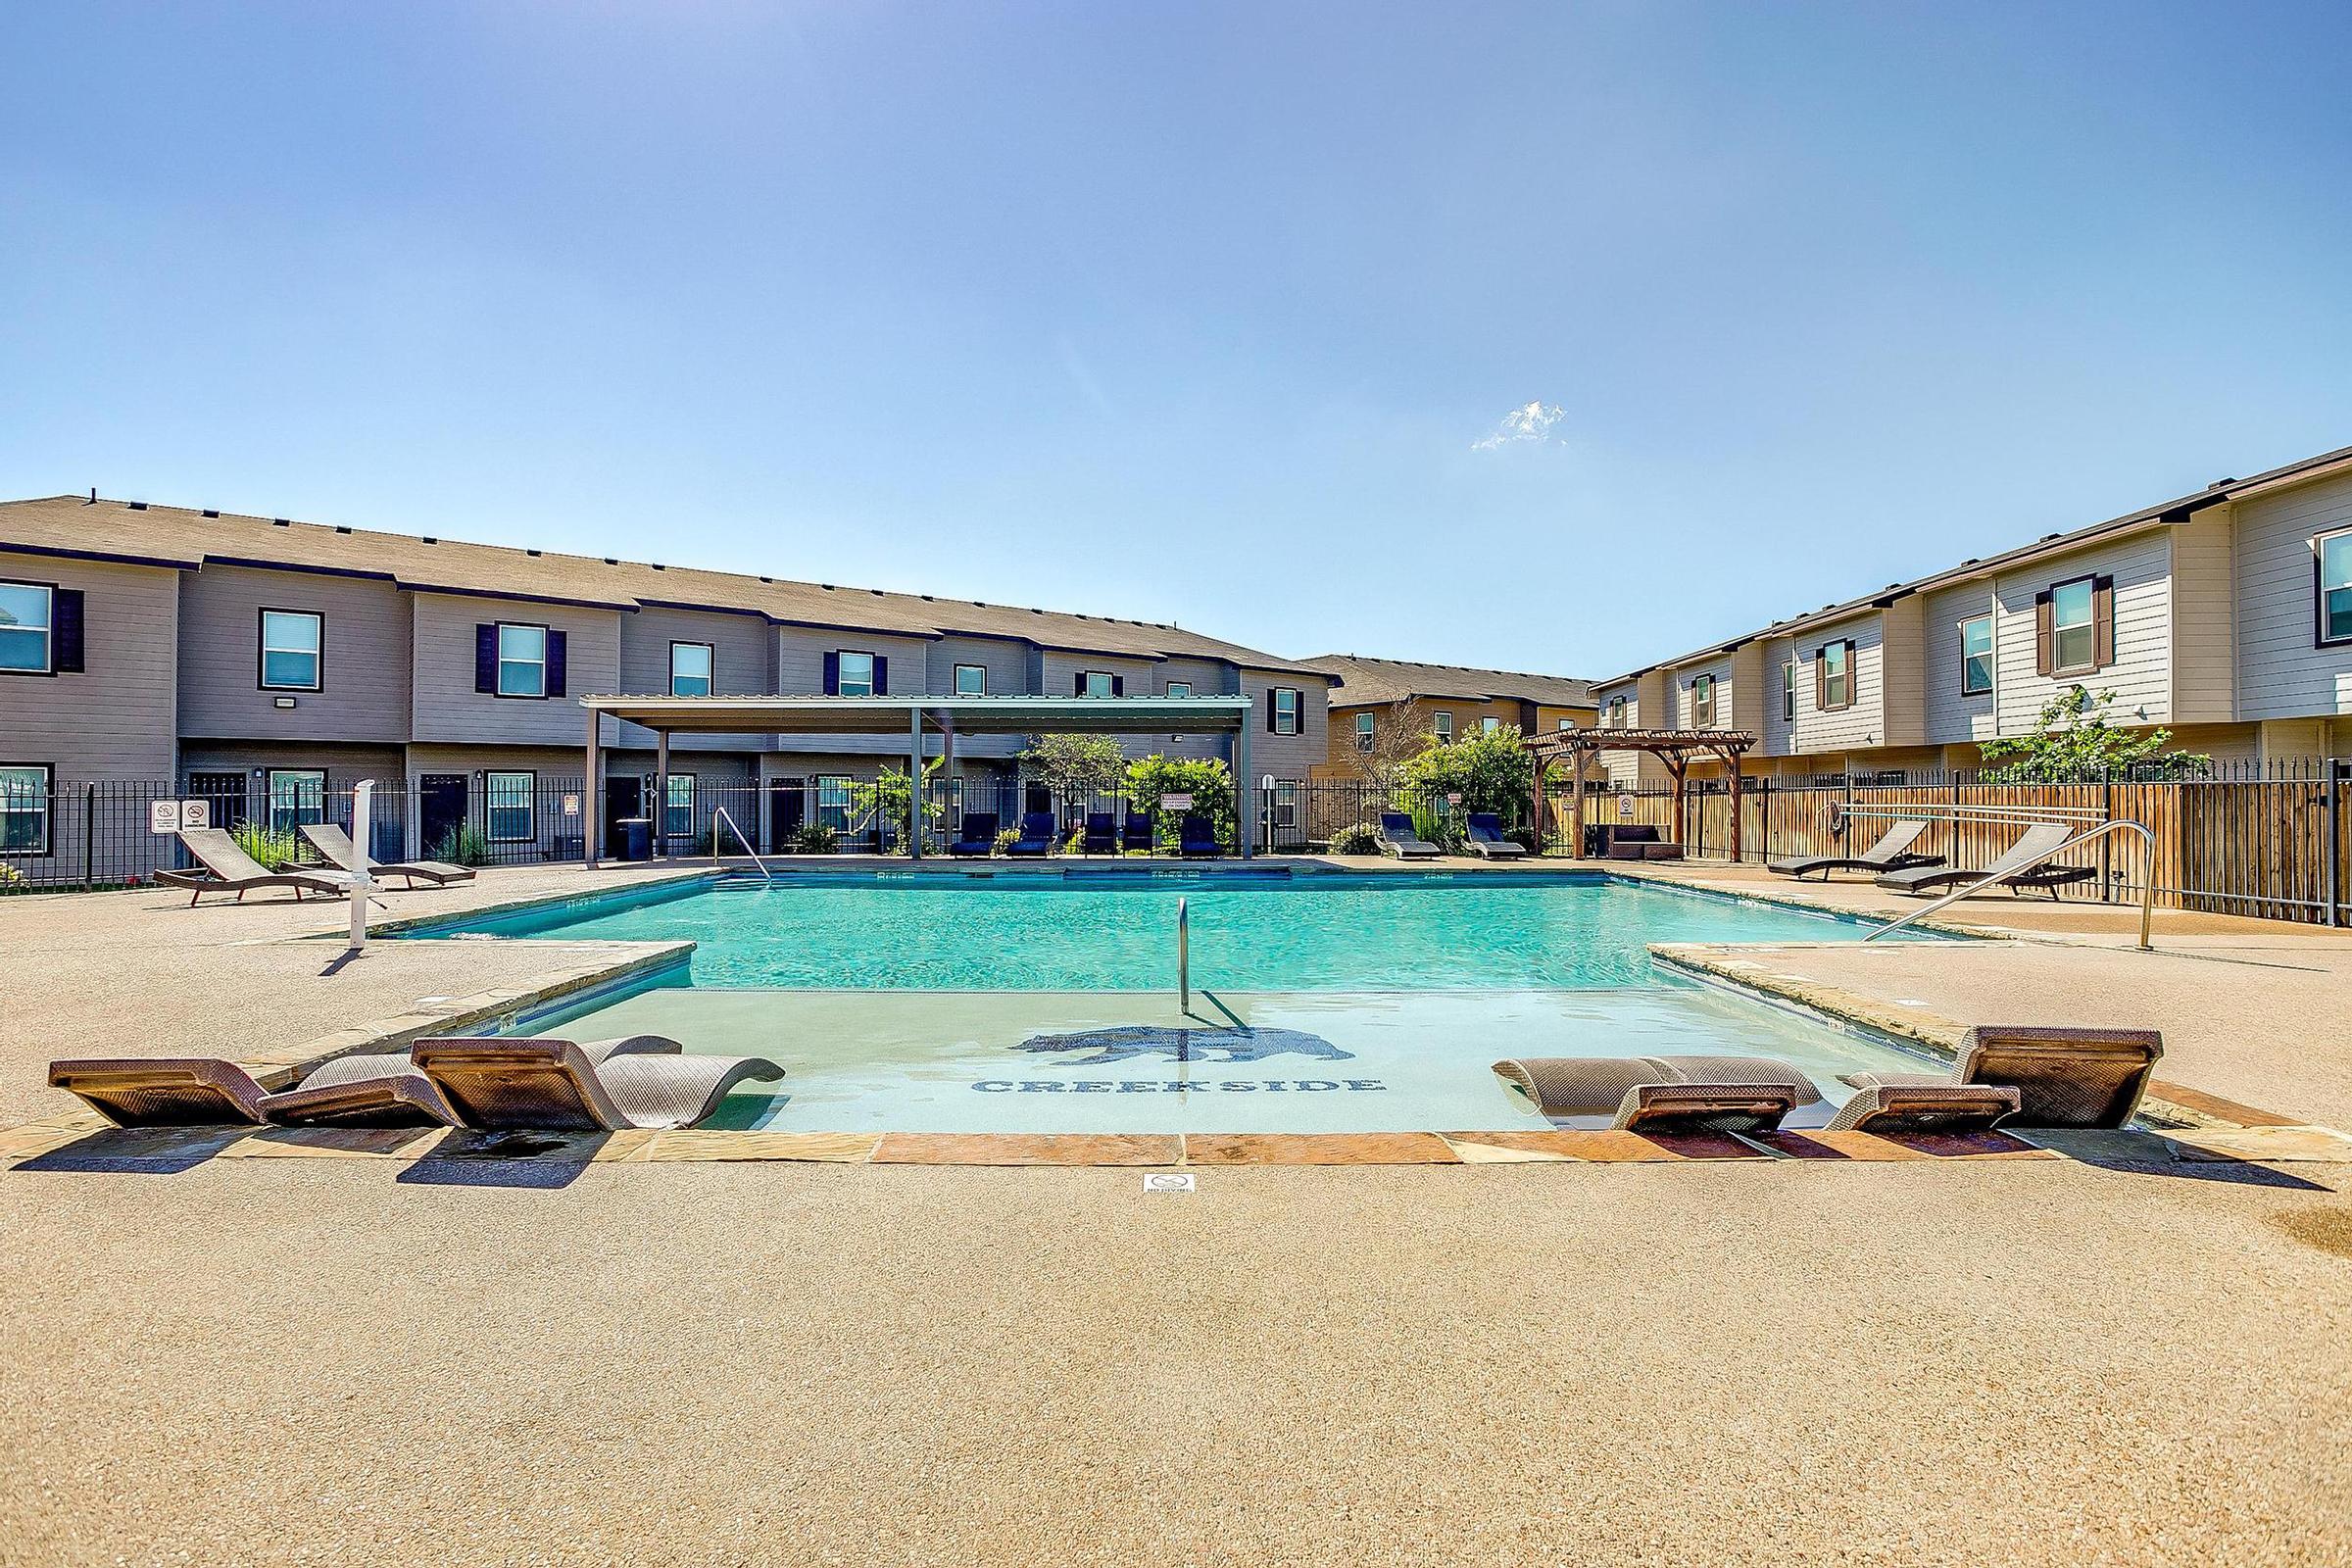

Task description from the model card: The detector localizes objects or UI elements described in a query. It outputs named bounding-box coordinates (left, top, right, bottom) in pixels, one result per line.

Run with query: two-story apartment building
left=1304, top=656, right=1595, bottom=779
left=0, top=494, right=1332, bottom=870
left=1589, top=442, right=2352, bottom=785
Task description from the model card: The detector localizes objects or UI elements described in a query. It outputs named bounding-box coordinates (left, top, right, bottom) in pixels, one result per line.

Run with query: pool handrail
left=1865, top=815, right=2154, bottom=951
left=1177, top=896, right=1190, bottom=1011
left=710, top=807, right=777, bottom=880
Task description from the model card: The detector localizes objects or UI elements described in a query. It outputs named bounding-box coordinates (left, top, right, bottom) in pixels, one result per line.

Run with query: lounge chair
left=49, top=1035, right=682, bottom=1129
left=1376, top=811, right=1440, bottom=859
left=1824, top=1081, right=2022, bottom=1134
left=948, top=811, right=999, bottom=858
left=300, top=822, right=477, bottom=888
left=154, top=826, right=355, bottom=906
left=1463, top=812, right=1527, bottom=859
left=411, top=1036, right=785, bottom=1131
left=1121, top=811, right=1155, bottom=854
left=1082, top=812, right=1117, bottom=856
left=1604, top=824, right=1682, bottom=861
left=1838, top=1024, right=2163, bottom=1129
left=1612, top=1081, right=1800, bottom=1135
left=1768, top=818, right=1940, bottom=882
left=1005, top=811, right=1057, bottom=857
left=1178, top=813, right=1223, bottom=858
left=1873, top=821, right=2092, bottom=900
left=1493, top=1054, right=1823, bottom=1119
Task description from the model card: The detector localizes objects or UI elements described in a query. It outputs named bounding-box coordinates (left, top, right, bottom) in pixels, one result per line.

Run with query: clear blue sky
left=5, top=2, right=2348, bottom=677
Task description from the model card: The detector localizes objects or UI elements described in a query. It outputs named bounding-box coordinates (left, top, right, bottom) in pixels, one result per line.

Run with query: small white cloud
left=1471, top=401, right=1567, bottom=452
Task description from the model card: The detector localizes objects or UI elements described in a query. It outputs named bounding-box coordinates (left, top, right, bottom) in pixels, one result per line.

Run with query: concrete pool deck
left=3, top=858, right=2350, bottom=1563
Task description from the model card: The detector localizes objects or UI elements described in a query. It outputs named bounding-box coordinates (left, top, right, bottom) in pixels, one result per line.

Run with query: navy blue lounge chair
left=1007, top=811, right=1057, bottom=858
left=1082, top=812, right=1116, bottom=855
left=949, top=811, right=999, bottom=858
left=1121, top=811, right=1155, bottom=853
left=1178, top=813, right=1222, bottom=858
left=1464, top=812, right=1527, bottom=859
left=1377, top=812, right=1441, bottom=859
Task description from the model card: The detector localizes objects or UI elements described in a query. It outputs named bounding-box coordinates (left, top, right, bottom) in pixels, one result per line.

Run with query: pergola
left=575, top=693, right=1262, bottom=863
left=1525, top=727, right=1758, bottom=861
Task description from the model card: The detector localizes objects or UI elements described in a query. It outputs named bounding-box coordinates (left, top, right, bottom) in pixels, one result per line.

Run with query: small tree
left=1124, top=754, right=1237, bottom=850
left=1978, top=688, right=2210, bottom=782
left=1019, top=733, right=1129, bottom=812
left=1346, top=697, right=1432, bottom=784
left=1398, top=724, right=1535, bottom=839
left=846, top=759, right=947, bottom=846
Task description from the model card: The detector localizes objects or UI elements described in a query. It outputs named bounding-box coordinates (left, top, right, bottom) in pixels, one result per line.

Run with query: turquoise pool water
left=422, top=869, right=1922, bottom=991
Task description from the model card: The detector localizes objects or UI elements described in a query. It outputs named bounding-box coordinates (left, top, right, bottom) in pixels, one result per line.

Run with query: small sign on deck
left=1141, top=1172, right=1196, bottom=1195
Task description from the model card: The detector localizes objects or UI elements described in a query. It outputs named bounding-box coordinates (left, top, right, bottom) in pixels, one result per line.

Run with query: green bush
left=1327, top=821, right=1380, bottom=855
left=429, top=822, right=494, bottom=868
left=235, top=821, right=305, bottom=870
left=790, top=823, right=840, bottom=855
left=1123, top=755, right=1236, bottom=851
left=992, top=826, right=1022, bottom=856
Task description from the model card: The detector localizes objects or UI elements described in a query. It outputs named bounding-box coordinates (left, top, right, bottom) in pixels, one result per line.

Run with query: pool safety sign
left=1158, top=792, right=1194, bottom=811
left=149, top=799, right=212, bottom=833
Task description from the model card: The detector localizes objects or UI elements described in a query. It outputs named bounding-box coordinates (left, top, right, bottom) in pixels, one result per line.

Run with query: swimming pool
left=417, top=868, right=1951, bottom=1134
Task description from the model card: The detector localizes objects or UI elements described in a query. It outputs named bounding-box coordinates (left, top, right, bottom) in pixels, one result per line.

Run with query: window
left=1819, top=642, right=1852, bottom=710
left=815, top=774, right=852, bottom=832
left=669, top=642, right=713, bottom=698
left=1272, top=687, right=1300, bottom=735
left=955, top=662, right=987, bottom=696
left=1355, top=712, right=1376, bottom=752
left=1165, top=680, right=1192, bottom=698
left=1690, top=674, right=1715, bottom=727
left=486, top=770, right=536, bottom=842
left=1606, top=696, right=1626, bottom=728
left=1272, top=781, right=1298, bottom=829
left=266, top=769, right=325, bottom=831
left=1782, top=661, right=1795, bottom=721
left=496, top=622, right=548, bottom=697
left=1433, top=710, right=1453, bottom=742
left=0, top=582, right=53, bottom=673
left=835, top=651, right=875, bottom=697
left=0, top=764, right=51, bottom=855
left=663, top=772, right=696, bottom=838
left=2320, top=529, right=2352, bottom=645
left=2050, top=577, right=2096, bottom=673
left=1480, top=715, right=1500, bottom=736
left=1081, top=670, right=1114, bottom=698
left=259, top=610, right=322, bottom=691
left=1960, top=614, right=1994, bottom=695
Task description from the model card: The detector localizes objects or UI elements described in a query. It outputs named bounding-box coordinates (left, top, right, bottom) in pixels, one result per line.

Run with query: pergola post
left=1725, top=747, right=1745, bottom=863
left=583, top=705, right=602, bottom=869
left=908, top=709, right=924, bottom=859
left=654, top=728, right=670, bottom=861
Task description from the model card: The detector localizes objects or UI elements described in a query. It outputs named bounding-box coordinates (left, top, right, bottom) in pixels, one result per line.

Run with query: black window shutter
left=546, top=629, right=567, bottom=697
left=1074, top=671, right=1087, bottom=695
left=2034, top=590, right=2054, bottom=675
left=52, top=589, right=84, bottom=673
left=872, top=655, right=888, bottom=695
left=1111, top=674, right=1124, bottom=696
left=823, top=652, right=841, bottom=695
left=1265, top=689, right=1276, bottom=731
left=475, top=624, right=498, bottom=693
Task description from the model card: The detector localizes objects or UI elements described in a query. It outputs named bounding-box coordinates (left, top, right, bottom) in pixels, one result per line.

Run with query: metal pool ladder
left=1865, top=808, right=2156, bottom=951
left=710, top=807, right=777, bottom=881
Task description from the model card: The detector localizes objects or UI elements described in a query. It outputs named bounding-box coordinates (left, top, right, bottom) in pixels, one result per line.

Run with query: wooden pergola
left=1526, top=728, right=1758, bottom=861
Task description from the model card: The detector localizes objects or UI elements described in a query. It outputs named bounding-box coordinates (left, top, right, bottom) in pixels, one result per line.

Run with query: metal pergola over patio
left=1526, top=727, right=1757, bottom=861
left=576, top=693, right=1262, bottom=863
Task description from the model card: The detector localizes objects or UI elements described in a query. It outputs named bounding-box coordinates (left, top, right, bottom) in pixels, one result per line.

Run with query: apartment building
left=1305, top=655, right=1595, bottom=779
left=1590, top=442, right=2352, bottom=786
left=0, top=495, right=1332, bottom=871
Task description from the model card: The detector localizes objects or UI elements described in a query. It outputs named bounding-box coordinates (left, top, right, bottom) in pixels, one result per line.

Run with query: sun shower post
left=346, top=780, right=375, bottom=954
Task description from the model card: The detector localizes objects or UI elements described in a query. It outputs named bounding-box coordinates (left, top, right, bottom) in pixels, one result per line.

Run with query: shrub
left=790, top=823, right=840, bottom=855
left=234, top=821, right=305, bottom=870
left=429, top=822, right=494, bottom=868
left=993, top=826, right=1022, bottom=856
left=1327, top=821, right=1380, bottom=855
left=1124, top=755, right=1236, bottom=851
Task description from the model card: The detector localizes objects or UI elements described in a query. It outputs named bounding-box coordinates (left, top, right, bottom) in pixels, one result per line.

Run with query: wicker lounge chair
left=1082, top=812, right=1117, bottom=855
left=1005, top=812, right=1056, bottom=858
left=300, top=822, right=477, bottom=888
left=1377, top=811, right=1440, bottom=859
left=1612, top=1081, right=1801, bottom=1135
left=1873, top=821, right=2092, bottom=900
left=1492, top=1054, right=1824, bottom=1118
left=1604, top=824, right=1682, bottom=861
left=1839, top=1025, right=2163, bottom=1129
left=1178, top=813, right=1223, bottom=858
left=948, top=812, right=998, bottom=858
left=1463, top=812, right=1527, bottom=859
left=411, top=1036, right=784, bottom=1132
left=154, top=826, right=355, bottom=906
left=1122, top=811, right=1155, bottom=853
left=1825, top=1081, right=2022, bottom=1134
left=1768, top=818, right=1939, bottom=881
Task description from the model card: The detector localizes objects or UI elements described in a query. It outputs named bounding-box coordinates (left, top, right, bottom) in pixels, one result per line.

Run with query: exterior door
left=603, top=776, right=643, bottom=858
left=418, top=774, right=468, bottom=858
left=766, top=777, right=806, bottom=849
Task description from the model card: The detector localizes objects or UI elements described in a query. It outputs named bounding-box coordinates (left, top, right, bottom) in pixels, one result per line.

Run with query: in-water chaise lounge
left=1494, top=1054, right=1824, bottom=1121
left=948, top=812, right=999, bottom=858
left=300, top=822, right=477, bottom=888
left=1463, top=812, right=1527, bottom=859
left=1767, top=818, right=1940, bottom=882
left=1005, top=812, right=1057, bottom=858
left=1873, top=820, right=2092, bottom=900
left=411, top=1037, right=785, bottom=1131
left=1121, top=811, right=1155, bottom=854
left=155, top=826, right=356, bottom=906
left=1178, top=813, right=1223, bottom=858
left=1377, top=811, right=1441, bottom=859
left=1839, top=1024, right=2163, bottom=1129
left=1082, top=812, right=1117, bottom=855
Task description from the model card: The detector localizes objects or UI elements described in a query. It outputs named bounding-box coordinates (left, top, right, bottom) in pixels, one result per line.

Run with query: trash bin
left=617, top=817, right=653, bottom=861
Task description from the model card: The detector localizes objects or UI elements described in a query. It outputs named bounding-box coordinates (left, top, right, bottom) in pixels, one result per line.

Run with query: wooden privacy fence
left=1543, top=762, right=2352, bottom=925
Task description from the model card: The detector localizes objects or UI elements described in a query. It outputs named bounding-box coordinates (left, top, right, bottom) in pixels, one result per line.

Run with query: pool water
left=426, top=869, right=1923, bottom=991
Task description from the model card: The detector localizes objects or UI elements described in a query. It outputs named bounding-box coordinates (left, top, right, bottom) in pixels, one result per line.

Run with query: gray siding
left=1992, top=529, right=2172, bottom=730
left=772, top=625, right=936, bottom=759
left=409, top=593, right=622, bottom=748
left=0, top=550, right=179, bottom=783
left=1922, top=581, right=1999, bottom=745
left=177, top=564, right=412, bottom=743
left=2169, top=510, right=2235, bottom=721
left=924, top=633, right=1032, bottom=760
left=1788, top=611, right=1885, bottom=755
left=1238, top=669, right=1328, bottom=780
left=615, top=605, right=774, bottom=753
left=2233, top=470, right=2352, bottom=720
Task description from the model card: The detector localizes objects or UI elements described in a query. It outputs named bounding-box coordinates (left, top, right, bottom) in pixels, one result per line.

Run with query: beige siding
left=1668, top=656, right=1732, bottom=730
left=409, top=594, right=622, bottom=748
left=2169, top=510, right=2236, bottom=722
left=2233, top=470, right=2352, bottom=720
left=178, top=564, right=412, bottom=744
left=1993, top=529, right=2172, bottom=731
left=1879, top=594, right=1926, bottom=746
left=0, top=551, right=179, bottom=782
left=1758, top=637, right=1795, bottom=755
left=1923, top=582, right=1999, bottom=745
